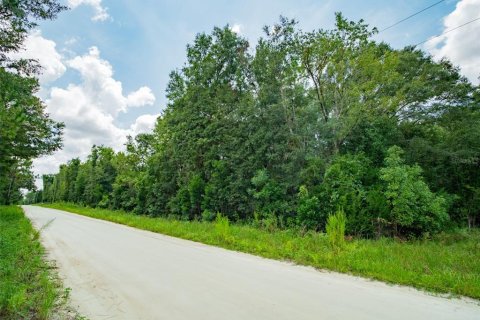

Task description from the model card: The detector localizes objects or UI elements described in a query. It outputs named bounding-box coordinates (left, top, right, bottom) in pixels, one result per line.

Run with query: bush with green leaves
left=380, top=146, right=449, bottom=236
left=201, top=209, right=216, bottom=222
left=320, top=154, right=373, bottom=235
left=296, top=185, right=323, bottom=230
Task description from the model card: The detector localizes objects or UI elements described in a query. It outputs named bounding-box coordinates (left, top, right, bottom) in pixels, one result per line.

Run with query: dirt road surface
left=23, top=205, right=480, bottom=320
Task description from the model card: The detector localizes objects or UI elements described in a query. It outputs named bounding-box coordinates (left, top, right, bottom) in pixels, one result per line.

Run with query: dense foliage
left=0, top=0, right=65, bottom=205
left=31, top=14, right=480, bottom=237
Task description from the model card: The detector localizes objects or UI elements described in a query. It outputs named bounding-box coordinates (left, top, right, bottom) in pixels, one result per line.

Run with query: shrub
left=201, top=209, right=216, bottom=222
left=321, top=154, right=372, bottom=235
left=380, top=146, right=449, bottom=236
left=296, top=185, right=323, bottom=230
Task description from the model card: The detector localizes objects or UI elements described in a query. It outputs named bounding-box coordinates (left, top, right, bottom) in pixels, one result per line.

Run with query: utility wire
left=380, top=0, right=445, bottom=32
left=414, top=16, right=480, bottom=46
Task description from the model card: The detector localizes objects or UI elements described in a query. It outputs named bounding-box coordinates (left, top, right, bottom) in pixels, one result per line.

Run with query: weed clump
left=215, top=214, right=231, bottom=241
left=326, top=209, right=346, bottom=250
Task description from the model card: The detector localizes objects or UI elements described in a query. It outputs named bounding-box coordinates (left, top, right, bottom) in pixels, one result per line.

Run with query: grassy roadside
left=39, top=202, right=480, bottom=300
left=0, top=206, right=80, bottom=320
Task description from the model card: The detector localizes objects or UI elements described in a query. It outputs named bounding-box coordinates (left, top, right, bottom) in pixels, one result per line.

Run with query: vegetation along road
left=24, top=205, right=480, bottom=320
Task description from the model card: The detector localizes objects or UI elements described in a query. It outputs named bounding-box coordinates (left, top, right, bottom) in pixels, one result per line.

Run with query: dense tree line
left=0, top=0, right=65, bottom=204
left=30, top=14, right=480, bottom=237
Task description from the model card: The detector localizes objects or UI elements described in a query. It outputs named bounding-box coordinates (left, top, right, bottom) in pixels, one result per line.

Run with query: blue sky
left=38, top=0, right=457, bottom=117
left=19, top=0, right=479, bottom=182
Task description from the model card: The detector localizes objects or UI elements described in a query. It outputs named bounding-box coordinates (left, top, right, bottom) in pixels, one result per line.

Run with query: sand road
left=23, top=205, right=480, bottom=320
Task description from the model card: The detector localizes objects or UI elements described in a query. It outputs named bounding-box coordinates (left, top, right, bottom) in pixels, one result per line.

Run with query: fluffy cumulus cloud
left=230, top=23, right=243, bottom=34
left=9, top=31, right=66, bottom=83
left=68, top=0, right=110, bottom=21
left=32, top=45, right=158, bottom=186
left=424, top=0, right=480, bottom=84
left=66, top=47, right=156, bottom=116
left=130, top=113, right=160, bottom=135
left=127, top=86, right=156, bottom=107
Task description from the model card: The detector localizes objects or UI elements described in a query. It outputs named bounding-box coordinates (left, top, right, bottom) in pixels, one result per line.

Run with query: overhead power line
left=414, top=16, right=480, bottom=46
left=380, top=0, right=445, bottom=32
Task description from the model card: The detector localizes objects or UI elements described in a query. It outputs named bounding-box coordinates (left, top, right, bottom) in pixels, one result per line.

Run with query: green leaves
left=0, top=0, right=65, bottom=204
left=250, top=169, right=288, bottom=217
left=296, top=185, right=322, bottom=230
left=0, top=67, right=64, bottom=204
left=0, top=0, right=67, bottom=69
left=30, top=13, right=479, bottom=237
left=380, top=146, right=449, bottom=236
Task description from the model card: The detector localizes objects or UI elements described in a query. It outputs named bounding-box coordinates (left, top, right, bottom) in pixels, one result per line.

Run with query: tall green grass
left=214, top=214, right=232, bottom=242
left=0, top=206, right=61, bottom=319
left=326, top=209, right=346, bottom=250
left=39, top=202, right=480, bottom=300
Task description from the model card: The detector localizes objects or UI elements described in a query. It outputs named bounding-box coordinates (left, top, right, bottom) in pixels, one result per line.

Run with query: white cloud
left=66, top=47, right=155, bottom=116
left=127, top=86, right=156, bottom=107
left=32, top=46, right=157, bottom=187
left=130, top=113, right=160, bottom=135
left=230, top=24, right=243, bottom=34
left=424, top=0, right=480, bottom=84
left=9, top=30, right=66, bottom=83
left=68, top=0, right=110, bottom=22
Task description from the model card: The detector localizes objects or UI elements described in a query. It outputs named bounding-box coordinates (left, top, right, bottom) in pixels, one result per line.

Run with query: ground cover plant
left=0, top=206, right=64, bottom=319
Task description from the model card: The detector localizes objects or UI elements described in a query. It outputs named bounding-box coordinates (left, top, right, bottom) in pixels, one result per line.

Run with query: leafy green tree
left=188, top=174, right=205, bottom=218
left=145, top=26, right=254, bottom=217
left=113, top=134, right=154, bottom=213
left=84, top=146, right=116, bottom=207
left=0, top=159, right=35, bottom=204
left=65, top=158, right=80, bottom=202
left=73, top=163, right=88, bottom=204
left=41, top=174, right=55, bottom=202
left=0, top=0, right=65, bottom=204
left=36, top=13, right=479, bottom=237
left=380, top=146, right=448, bottom=236
left=300, top=13, right=379, bottom=156
left=0, top=70, right=64, bottom=204
left=0, top=0, right=66, bottom=68
left=23, top=189, right=40, bottom=204
left=403, top=102, right=480, bottom=228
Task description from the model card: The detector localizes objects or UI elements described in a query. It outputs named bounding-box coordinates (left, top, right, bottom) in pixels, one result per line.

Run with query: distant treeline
left=26, top=14, right=480, bottom=237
